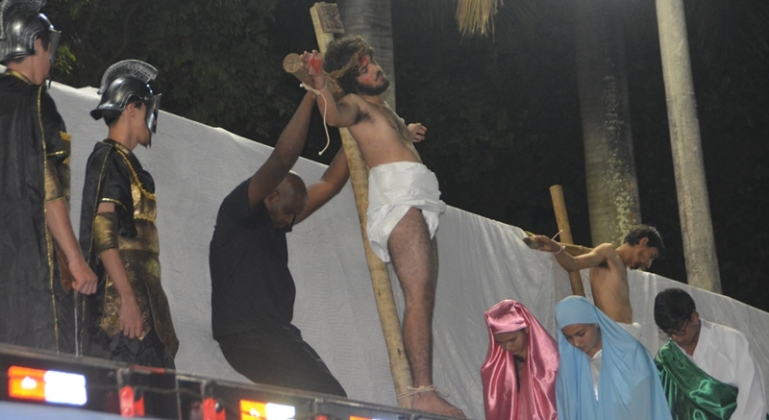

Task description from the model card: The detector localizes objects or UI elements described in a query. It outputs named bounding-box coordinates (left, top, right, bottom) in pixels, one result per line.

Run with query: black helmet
left=91, top=59, right=162, bottom=135
left=0, top=0, right=60, bottom=64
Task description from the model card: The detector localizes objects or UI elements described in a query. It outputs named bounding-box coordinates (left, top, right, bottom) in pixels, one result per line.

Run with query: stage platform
left=0, top=344, right=459, bottom=420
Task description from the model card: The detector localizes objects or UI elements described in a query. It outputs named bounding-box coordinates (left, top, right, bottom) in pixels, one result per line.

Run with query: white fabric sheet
left=30, top=76, right=769, bottom=420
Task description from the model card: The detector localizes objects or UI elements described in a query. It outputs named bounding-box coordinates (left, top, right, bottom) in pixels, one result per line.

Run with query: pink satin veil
left=481, top=300, right=559, bottom=420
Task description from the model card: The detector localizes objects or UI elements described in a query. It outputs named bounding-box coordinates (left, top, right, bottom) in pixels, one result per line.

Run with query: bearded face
left=353, top=55, right=390, bottom=96
left=355, top=76, right=390, bottom=96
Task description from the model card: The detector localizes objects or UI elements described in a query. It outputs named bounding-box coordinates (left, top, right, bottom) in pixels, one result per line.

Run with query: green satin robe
left=655, top=340, right=738, bottom=420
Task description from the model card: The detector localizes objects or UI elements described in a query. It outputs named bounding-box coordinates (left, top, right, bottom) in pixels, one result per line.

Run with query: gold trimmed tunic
left=80, top=140, right=178, bottom=362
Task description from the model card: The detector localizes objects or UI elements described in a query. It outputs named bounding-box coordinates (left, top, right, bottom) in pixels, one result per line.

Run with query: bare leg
left=388, top=208, right=464, bottom=418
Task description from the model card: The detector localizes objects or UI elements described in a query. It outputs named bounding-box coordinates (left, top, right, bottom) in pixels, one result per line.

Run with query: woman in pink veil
left=482, top=300, right=559, bottom=420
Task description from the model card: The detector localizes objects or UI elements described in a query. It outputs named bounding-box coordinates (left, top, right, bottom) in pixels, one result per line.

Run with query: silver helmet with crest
left=0, top=0, right=60, bottom=64
left=91, top=59, right=162, bottom=135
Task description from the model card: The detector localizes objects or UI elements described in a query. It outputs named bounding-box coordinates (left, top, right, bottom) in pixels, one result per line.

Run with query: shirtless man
left=531, top=224, right=664, bottom=337
left=300, top=37, right=463, bottom=417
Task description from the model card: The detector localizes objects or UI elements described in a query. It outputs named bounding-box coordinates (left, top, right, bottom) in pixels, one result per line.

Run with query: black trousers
left=217, top=323, right=346, bottom=397
left=85, top=326, right=175, bottom=369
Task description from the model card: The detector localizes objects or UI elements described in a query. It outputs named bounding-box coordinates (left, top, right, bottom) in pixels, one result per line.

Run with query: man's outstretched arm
left=295, top=147, right=349, bottom=225
left=299, top=50, right=359, bottom=128
left=248, top=92, right=316, bottom=207
left=530, top=235, right=611, bottom=272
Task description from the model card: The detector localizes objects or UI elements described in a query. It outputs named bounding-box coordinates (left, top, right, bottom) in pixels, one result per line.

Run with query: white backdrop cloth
left=38, top=79, right=769, bottom=420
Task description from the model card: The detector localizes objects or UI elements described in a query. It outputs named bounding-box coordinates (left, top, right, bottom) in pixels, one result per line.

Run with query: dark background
left=47, top=0, right=769, bottom=310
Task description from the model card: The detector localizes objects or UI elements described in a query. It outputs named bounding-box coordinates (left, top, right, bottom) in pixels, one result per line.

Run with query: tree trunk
left=337, top=0, right=397, bottom=110
left=655, top=0, right=722, bottom=292
left=573, top=0, right=642, bottom=246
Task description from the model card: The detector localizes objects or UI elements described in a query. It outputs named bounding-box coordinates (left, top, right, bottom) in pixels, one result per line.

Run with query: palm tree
left=654, top=0, right=721, bottom=292
left=457, top=0, right=642, bottom=247
left=571, top=0, right=642, bottom=246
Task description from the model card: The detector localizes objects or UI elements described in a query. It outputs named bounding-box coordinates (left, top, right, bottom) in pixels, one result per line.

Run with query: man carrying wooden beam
left=300, top=37, right=464, bottom=418
left=531, top=224, right=665, bottom=339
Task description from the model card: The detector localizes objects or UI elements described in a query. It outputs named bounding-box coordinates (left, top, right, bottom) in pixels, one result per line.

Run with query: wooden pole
left=307, top=2, right=414, bottom=408
left=549, top=185, right=586, bottom=296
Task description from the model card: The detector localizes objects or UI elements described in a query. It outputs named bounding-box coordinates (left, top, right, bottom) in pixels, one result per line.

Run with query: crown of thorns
left=326, top=45, right=373, bottom=80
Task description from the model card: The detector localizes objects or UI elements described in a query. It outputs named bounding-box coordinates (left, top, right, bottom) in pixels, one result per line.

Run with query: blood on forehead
left=359, top=55, right=370, bottom=67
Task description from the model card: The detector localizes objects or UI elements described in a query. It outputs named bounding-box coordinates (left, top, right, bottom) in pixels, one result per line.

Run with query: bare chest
left=349, top=102, right=420, bottom=165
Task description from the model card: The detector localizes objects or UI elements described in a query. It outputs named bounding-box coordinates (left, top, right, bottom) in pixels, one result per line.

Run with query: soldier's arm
left=45, top=199, right=97, bottom=294
left=93, top=202, right=142, bottom=338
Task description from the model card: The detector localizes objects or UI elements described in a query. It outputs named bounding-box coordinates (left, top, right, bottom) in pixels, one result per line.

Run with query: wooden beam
left=549, top=185, right=586, bottom=296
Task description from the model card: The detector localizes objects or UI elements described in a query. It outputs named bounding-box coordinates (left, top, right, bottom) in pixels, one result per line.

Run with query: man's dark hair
left=36, top=21, right=52, bottom=51
left=102, top=97, right=144, bottom=127
left=323, top=35, right=374, bottom=95
left=654, top=288, right=696, bottom=332
left=623, top=224, right=665, bottom=259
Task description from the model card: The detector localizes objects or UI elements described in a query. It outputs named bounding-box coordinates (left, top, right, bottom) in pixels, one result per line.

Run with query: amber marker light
left=240, top=399, right=296, bottom=420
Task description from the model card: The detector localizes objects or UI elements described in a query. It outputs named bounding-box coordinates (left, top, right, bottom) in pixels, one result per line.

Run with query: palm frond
left=455, top=0, right=502, bottom=38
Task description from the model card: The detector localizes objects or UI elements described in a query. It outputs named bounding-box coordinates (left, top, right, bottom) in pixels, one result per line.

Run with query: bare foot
left=411, top=390, right=466, bottom=418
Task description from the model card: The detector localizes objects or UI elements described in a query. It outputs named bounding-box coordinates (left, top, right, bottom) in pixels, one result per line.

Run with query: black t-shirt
left=209, top=180, right=296, bottom=339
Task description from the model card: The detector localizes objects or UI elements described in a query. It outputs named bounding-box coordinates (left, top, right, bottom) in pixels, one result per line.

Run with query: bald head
left=265, top=172, right=308, bottom=231
left=282, top=172, right=308, bottom=198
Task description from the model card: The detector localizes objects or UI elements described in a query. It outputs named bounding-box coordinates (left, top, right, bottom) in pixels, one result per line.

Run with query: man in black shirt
left=210, top=92, right=349, bottom=396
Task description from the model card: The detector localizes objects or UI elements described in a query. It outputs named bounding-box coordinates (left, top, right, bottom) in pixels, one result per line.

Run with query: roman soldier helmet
left=91, top=59, right=162, bottom=135
left=0, top=0, right=60, bottom=64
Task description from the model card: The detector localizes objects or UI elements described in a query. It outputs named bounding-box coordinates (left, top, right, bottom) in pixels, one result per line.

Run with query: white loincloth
left=367, top=162, right=446, bottom=262
left=618, top=321, right=643, bottom=340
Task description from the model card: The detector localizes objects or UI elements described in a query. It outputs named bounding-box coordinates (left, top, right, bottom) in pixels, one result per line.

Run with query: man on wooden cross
left=531, top=224, right=664, bottom=340
left=301, top=36, right=464, bottom=417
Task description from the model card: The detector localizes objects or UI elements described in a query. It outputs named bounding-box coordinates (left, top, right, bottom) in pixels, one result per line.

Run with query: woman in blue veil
left=555, top=296, right=672, bottom=419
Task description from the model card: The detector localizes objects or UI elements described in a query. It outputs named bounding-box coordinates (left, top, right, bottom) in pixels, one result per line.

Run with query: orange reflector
left=240, top=399, right=295, bottom=420
left=350, top=417, right=374, bottom=420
